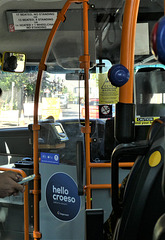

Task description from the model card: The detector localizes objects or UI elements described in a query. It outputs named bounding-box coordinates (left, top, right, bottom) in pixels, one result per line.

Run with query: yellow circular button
left=149, top=151, right=161, bottom=167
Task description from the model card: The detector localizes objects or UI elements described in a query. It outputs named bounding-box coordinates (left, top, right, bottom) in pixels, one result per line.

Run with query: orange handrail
left=33, top=0, right=137, bottom=231
left=0, top=167, right=29, bottom=240
left=84, top=162, right=134, bottom=194
left=89, top=162, right=134, bottom=168
left=119, top=0, right=140, bottom=103
left=33, top=0, right=90, bottom=239
left=84, top=184, right=121, bottom=190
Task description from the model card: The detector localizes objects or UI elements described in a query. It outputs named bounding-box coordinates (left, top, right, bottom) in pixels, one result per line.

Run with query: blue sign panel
left=41, top=152, right=59, bottom=165
left=46, top=172, right=81, bottom=222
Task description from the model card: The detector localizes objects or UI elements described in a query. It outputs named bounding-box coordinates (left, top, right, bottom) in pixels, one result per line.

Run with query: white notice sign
left=135, top=23, right=149, bottom=55
left=12, top=12, right=57, bottom=31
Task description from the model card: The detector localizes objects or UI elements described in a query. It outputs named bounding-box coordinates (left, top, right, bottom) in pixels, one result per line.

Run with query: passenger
left=0, top=171, right=24, bottom=198
left=3, top=55, right=18, bottom=72
left=0, top=88, right=24, bottom=198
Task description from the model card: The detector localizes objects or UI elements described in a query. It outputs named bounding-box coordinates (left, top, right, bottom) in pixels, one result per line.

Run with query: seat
left=111, top=118, right=165, bottom=240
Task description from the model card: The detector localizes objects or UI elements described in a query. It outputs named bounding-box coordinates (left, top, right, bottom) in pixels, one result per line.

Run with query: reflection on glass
left=2, top=52, right=26, bottom=73
left=135, top=67, right=165, bottom=117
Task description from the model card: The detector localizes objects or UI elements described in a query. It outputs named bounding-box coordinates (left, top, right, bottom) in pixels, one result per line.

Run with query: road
left=61, top=104, right=82, bottom=119
left=0, top=104, right=83, bottom=128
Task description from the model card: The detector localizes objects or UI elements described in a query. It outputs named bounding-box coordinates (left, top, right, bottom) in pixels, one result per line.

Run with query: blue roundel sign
left=46, top=172, right=81, bottom=222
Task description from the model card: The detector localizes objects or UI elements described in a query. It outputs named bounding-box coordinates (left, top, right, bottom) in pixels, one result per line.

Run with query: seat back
left=114, top=118, right=165, bottom=240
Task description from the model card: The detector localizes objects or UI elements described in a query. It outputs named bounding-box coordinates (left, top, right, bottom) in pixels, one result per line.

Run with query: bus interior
left=0, top=0, right=164, bottom=240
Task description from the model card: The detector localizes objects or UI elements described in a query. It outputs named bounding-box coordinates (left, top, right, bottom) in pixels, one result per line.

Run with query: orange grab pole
left=119, top=0, right=140, bottom=103
left=33, top=0, right=89, bottom=239
left=0, top=168, right=29, bottom=240
left=80, top=0, right=91, bottom=210
left=85, top=0, right=140, bottom=208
